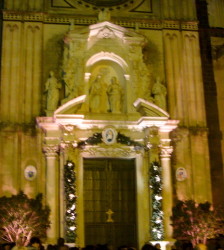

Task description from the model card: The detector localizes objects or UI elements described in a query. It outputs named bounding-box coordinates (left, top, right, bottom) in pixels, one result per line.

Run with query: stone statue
left=151, top=77, right=167, bottom=110
left=61, top=72, right=78, bottom=104
left=107, top=76, right=123, bottom=113
left=45, top=71, right=62, bottom=112
left=89, top=74, right=108, bottom=113
left=100, top=77, right=109, bottom=112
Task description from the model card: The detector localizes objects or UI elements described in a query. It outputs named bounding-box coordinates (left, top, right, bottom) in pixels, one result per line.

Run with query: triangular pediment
left=88, top=21, right=146, bottom=41
left=133, top=98, right=169, bottom=118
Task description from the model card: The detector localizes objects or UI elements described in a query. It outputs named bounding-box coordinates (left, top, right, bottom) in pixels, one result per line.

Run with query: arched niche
left=85, top=52, right=130, bottom=113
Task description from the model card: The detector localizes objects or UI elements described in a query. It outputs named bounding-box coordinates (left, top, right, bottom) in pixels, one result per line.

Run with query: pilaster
left=0, top=20, right=43, bottom=123
left=160, top=140, right=173, bottom=240
left=182, top=30, right=206, bottom=125
left=1, top=21, right=22, bottom=121
left=161, top=0, right=196, bottom=20
left=163, top=30, right=183, bottom=120
left=43, top=144, right=60, bottom=244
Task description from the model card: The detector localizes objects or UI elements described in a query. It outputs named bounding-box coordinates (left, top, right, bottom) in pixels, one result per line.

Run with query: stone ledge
left=3, top=10, right=198, bottom=30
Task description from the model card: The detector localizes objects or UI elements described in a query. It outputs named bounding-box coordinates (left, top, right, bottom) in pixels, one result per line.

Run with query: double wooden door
left=84, top=158, right=137, bottom=249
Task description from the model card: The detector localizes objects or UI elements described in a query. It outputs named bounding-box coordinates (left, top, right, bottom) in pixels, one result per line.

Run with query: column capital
left=43, top=145, right=59, bottom=156
left=160, top=146, right=173, bottom=158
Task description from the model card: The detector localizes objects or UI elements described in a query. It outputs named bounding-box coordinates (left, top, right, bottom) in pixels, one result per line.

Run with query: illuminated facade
left=0, top=0, right=224, bottom=249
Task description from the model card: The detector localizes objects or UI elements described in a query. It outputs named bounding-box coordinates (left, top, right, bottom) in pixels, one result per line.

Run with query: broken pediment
left=51, top=19, right=165, bottom=118
left=133, top=98, right=169, bottom=118
left=54, top=95, right=86, bottom=115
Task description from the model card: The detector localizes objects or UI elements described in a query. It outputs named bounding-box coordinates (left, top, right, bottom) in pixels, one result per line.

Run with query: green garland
left=78, top=133, right=102, bottom=148
left=117, top=132, right=144, bottom=150
left=149, top=161, right=164, bottom=240
left=77, top=132, right=144, bottom=149
left=64, top=160, right=77, bottom=243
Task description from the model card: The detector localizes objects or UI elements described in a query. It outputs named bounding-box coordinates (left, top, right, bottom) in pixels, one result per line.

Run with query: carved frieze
left=80, top=144, right=141, bottom=157
left=3, top=10, right=198, bottom=30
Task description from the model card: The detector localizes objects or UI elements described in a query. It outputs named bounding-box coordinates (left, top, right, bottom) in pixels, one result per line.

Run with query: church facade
left=0, top=0, right=224, bottom=249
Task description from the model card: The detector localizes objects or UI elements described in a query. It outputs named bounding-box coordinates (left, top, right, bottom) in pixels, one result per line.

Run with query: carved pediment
left=88, top=21, right=146, bottom=47
left=133, top=98, right=169, bottom=118
left=58, top=20, right=159, bottom=118
left=54, top=95, right=86, bottom=115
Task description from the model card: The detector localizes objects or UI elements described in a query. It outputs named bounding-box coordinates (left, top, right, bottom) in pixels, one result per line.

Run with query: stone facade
left=0, top=0, right=224, bottom=248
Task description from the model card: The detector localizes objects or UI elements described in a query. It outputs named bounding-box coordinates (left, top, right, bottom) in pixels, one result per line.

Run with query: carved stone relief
left=43, top=20, right=167, bottom=115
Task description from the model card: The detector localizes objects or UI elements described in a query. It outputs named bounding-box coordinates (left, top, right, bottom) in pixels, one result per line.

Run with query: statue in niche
left=107, top=76, right=123, bottom=113
left=138, top=61, right=153, bottom=100
left=151, top=77, right=167, bottom=110
left=89, top=74, right=109, bottom=113
left=45, top=71, right=62, bottom=112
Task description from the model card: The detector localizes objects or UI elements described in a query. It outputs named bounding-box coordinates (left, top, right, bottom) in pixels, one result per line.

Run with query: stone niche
left=56, top=20, right=159, bottom=117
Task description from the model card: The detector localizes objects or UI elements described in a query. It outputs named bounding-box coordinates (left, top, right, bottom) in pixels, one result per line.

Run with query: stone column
left=160, top=140, right=173, bottom=240
left=43, top=145, right=60, bottom=244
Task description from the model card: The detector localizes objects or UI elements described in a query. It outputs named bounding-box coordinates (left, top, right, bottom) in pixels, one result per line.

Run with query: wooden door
left=84, top=158, right=137, bottom=249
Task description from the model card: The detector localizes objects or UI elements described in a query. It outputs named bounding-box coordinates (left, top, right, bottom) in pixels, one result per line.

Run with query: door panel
left=84, top=158, right=137, bottom=249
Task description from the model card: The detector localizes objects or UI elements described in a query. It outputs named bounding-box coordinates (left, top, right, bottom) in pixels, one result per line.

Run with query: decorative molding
left=102, top=126, right=118, bottom=145
left=60, top=143, right=79, bottom=156
left=3, top=11, right=198, bottom=31
left=43, top=145, right=59, bottom=156
left=63, top=125, right=76, bottom=133
left=24, top=165, right=37, bottom=181
left=160, top=146, right=173, bottom=158
left=145, top=126, right=160, bottom=150
left=170, top=127, right=189, bottom=143
left=170, top=126, right=208, bottom=143
left=160, top=139, right=171, bottom=147
left=176, top=167, right=187, bottom=182
left=81, top=145, right=140, bottom=157
left=163, top=20, right=179, bottom=29
left=181, top=22, right=198, bottom=31
left=115, top=19, right=162, bottom=29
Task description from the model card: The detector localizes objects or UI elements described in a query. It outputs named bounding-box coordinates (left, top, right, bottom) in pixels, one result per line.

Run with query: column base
left=149, top=239, right=176, bottom=250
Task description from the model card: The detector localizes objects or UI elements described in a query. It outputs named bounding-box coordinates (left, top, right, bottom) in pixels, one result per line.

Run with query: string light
left=64, top=160, right=77, bottom=243
left=149, top=161, right=164, bottom=240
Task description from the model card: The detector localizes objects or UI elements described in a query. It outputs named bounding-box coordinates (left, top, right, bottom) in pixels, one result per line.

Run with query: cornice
left=3, top=11, right=198, bottom=31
